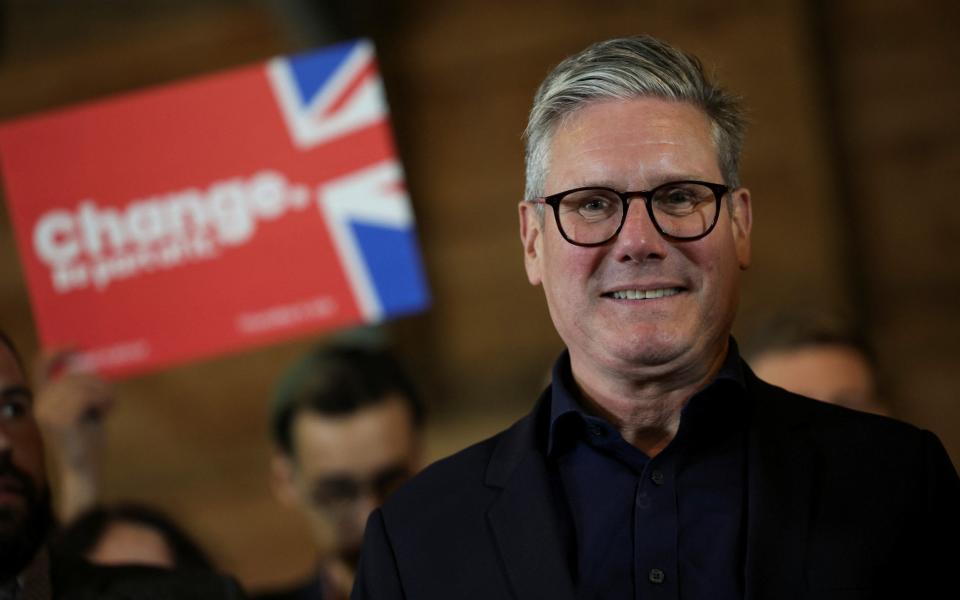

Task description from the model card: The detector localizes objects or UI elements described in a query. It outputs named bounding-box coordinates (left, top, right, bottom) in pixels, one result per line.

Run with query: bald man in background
left=744, top=313, right=888, bottom=416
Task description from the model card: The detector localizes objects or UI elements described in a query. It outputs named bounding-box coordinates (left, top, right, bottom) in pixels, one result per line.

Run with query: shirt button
left=589, top=425, right=603, bottom=437
left=636, top=490, right=650, bottom=509
left=649, top=568, right=665, bottom=584
left=651, top=469, right=665, bottom=485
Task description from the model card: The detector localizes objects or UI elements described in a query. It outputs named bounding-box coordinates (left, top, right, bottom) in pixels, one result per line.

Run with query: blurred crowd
left=1, top=307, right=894, bottom=598
left=2, top=327, right=424, bottom=599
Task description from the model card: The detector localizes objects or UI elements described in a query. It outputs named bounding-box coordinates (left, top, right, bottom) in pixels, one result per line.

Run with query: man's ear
left=729, top=187, right=752, bottom=270
left=519, top=201, right=544, bottom=286
left=270, top=451, right=301, bottom=508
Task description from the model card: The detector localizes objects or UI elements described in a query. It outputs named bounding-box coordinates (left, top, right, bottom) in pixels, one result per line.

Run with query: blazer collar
left=484, top=389, right=577, bottom=600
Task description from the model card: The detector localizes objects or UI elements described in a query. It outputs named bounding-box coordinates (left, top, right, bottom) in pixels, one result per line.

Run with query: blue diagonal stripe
left=287, top=40, right=358, bottom=106
left=350, top=222, right=431, bottom=318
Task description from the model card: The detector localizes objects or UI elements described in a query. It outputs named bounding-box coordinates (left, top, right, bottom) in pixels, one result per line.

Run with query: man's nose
left=614, top=199, right=669, bottom=261
left=349, top=491, right=379, bottom=529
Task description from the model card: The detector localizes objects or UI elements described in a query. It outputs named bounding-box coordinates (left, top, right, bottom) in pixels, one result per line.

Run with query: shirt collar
left=712, top=336, right=747, bottom=388
left=546, top=337, right=748, bottom=456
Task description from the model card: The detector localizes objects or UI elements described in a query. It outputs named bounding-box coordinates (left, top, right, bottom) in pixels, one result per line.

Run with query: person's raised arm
left=33, top=349, right=115, bottom=522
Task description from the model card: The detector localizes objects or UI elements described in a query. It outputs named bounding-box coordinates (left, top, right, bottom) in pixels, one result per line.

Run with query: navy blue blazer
left=353, top=367, right=959, bottom=599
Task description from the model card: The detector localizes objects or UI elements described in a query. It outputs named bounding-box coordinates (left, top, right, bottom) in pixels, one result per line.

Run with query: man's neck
left=569, top=343, right=728, bottom=457
left=316, top=556, right=355, bottom=600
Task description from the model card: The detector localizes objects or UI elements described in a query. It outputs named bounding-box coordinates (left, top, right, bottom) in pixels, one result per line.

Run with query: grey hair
left=523, top=35, right=746, bottom=205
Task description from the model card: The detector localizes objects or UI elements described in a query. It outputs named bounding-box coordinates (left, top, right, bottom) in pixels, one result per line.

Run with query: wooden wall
left=1, top=0, right=956, bottom=589
left=812, top=0, right=960, bottom=452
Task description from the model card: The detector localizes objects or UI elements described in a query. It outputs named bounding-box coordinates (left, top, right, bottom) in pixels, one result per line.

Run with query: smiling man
left=352, top=36, right=959, bottom=600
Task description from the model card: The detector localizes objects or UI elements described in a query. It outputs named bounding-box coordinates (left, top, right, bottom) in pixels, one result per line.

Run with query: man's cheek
left=306, top=509, right=339, bottom=553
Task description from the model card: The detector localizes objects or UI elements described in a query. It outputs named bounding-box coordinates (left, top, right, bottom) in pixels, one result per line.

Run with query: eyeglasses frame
left=529, top=180, right=730, bottom=247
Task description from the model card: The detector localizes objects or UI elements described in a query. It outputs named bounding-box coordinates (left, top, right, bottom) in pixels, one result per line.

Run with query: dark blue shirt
left=547, top=341, right=750, bottom=600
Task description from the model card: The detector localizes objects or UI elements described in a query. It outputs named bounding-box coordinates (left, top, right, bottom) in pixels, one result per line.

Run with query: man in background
left=257, top=342, right=424, bottom=600
left=744, top=312, right=888, bottom=415
left=0, top=330, right=245, bottom=599
left=0, top=330, right=51, bottom=598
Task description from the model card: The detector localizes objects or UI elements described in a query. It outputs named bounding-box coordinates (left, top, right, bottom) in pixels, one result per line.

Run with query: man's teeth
left=610, top=288, right=680, bottom=300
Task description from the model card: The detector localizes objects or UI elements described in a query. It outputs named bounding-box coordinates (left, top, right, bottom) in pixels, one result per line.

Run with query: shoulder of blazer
left=380, top=388, right=550, bottom=520
left=743, top=360, right=938, bottom=466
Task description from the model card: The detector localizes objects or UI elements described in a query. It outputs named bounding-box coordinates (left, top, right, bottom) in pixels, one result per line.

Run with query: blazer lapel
left=485, top=393, right=576, bottom=600
left=744, top=377, right=816, bottom=600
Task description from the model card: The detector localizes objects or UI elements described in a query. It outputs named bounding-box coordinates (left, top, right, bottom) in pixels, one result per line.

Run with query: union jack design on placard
left=267, top=40, right=386, bottom=149
left=318, top=158, right=429, bottom=322
left=0, top=38, right=430, bottom=379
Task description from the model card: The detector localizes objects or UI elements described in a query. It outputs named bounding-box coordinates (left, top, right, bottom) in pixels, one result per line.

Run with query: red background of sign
left=0, top=61, right=399, bottom=377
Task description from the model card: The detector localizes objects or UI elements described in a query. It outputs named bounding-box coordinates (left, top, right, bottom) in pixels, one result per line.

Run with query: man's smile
left=601, top=286, right=684, bottom=300
left=603, top=287, right=683, bottom=300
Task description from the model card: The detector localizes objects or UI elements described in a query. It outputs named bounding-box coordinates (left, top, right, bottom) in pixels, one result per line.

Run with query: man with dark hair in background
left=352, top=35, right=959, bottom=599
left=0, top=330, right=245, bottom=599
left=256, top=342, right=424, bottom=600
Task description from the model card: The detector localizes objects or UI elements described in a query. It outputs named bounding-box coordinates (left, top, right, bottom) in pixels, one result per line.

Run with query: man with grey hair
left=353, top=35, right=958, bottom=599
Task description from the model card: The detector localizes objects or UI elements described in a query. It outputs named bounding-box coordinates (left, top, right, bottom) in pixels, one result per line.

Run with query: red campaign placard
left=0, top=39, right=430, bottom=378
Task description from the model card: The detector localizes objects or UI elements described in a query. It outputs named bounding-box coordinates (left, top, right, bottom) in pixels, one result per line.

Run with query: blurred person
left=256, top=343, right=424, bottom=600
left=352, top=35, right=959, bottom=599
left=32, top=350, right=222, bottom=573
left=54, top=502, right=214, bottom=570
left=744, top=312, right=888, bottom=415
left=0, top=330, right=246, bottom=599
left=32, top=349, right=114, bottom=523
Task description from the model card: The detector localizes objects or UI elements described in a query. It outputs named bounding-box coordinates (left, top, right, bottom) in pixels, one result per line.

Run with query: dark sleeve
left=351, top=508, right=406, bottom=600
left=921, top=430, right=960, bottom=585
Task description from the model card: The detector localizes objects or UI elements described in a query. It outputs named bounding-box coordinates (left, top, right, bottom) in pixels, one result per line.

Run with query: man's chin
left=0, top=489, right=52, bottom=581
left=0, top=493, right=27, bottom=518
left=0, top=500, right=27, bottom=535
left=341, top=544, right=362, bottom=572
left=592, top=332, right=688, bottom=369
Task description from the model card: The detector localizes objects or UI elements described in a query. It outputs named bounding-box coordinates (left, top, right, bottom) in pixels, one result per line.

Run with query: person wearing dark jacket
left=352, top=35, right=959, bottom=600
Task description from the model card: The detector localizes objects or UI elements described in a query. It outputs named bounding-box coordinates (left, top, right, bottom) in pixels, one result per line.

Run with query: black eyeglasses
left=529, top=180, right=729, bottom=247
left=308, top=464, right=411, bottom=512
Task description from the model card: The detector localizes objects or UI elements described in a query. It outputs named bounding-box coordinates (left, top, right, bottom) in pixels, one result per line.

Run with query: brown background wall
left=1, top=0, right=957, bottom=590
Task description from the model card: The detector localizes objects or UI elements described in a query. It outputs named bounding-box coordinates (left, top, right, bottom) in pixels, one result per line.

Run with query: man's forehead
left=546, top=98, right=720, bottom=188
left=289, top=395, right=418, bottom=468
left=292, top=394, right=414, bottom=430
left=555, top=98, right=712, bottom=143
